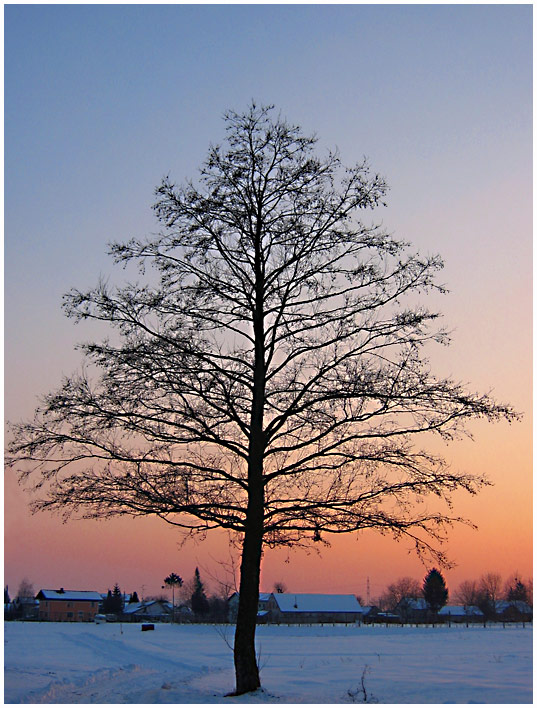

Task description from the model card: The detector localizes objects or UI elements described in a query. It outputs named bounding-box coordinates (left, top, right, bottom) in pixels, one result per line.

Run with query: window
left=67, top=612, right=73, bottom=618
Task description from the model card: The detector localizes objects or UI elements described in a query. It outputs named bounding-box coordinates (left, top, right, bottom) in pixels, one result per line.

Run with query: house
left=360, top=605, right=380, bottom=623
left=227, top=592, right=239, bottom=621
left=395, top=597, right=429, bottom=622
left=227, top=591, right=271, bottom=622
left=438, top=605, right=484, bottom=623
left=122, top=600, right=172, bottom=622
left=494, top=600, right=532, bottom=622
left=267, top=593, right=362, bottom=624
left=259, top=592, right=271, bottom=611
left=36, top=589, right=102, bottom=622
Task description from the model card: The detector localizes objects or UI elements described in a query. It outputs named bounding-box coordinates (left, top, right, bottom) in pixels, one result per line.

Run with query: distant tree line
left=373, top=570, right=532, bottom=620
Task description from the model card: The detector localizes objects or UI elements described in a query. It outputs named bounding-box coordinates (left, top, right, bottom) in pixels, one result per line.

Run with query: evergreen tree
left=191, top=567, right=209, bottom=616
left=103, top=584, right=124, bottom=614
left=130, top=591, right=140, bottom=603
left=507, top=578, right=528, bottom=603
left=422, top=568, right=448, bottom=613
left=4, top=586, right=10, bottom=604
left=111, top=583, right=124, bottom=614
left=103, top=589, right=114, bottom=613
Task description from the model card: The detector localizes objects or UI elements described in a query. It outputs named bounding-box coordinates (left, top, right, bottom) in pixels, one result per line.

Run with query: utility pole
left=366, top=577, right=371, bottom=605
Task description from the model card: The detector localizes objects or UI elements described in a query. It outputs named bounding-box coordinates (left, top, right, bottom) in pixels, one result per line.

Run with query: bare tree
left=379, top=576, right=421, bottom=611
left=16, top=578, right=34, bottom=600
left=477, top=572, right=503, bottom=617
left=455, top=579, right=479, bottom=607
left=7, top=104, right=516, bottom=694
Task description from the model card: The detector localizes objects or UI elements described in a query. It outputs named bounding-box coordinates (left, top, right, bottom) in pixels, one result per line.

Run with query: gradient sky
left=5, top=5, right=532, bottom=603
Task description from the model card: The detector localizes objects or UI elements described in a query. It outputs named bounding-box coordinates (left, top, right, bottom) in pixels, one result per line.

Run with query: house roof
left=438, top=605, right=484, bottom=617
left=399, top=597, right=428, bottom=610
left=272, top=593, right=362, bottom=613
left=122, top=600, right=171, bottom=615
left=495, top=600, right=532, bottom=613
left=360, top=606, right=378, bottom=615
left=37, top=589, right=102, bottom=602
left=228, top=591, right=273, bottom=603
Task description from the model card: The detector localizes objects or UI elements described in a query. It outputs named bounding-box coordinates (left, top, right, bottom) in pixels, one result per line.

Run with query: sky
left=4, top=4, right=532, bottom=604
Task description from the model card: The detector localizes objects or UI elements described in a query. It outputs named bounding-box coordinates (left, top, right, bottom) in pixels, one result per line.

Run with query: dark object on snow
left=141, top=623, right=155, bottom=631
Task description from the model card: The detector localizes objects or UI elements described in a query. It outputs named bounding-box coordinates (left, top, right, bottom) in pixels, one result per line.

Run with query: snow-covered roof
left=399, top=597, right=428, bottom=610
left=495, top=600, right=532, bottom=613
left=37, top=589, right=102, bottom=602
left=438, top=605, right=483, bottom=617
left=272, top=593, right=361, bottom=613
left=123, top=600, right=171, bottom=615
left=259, top=593, right=271, bottom=602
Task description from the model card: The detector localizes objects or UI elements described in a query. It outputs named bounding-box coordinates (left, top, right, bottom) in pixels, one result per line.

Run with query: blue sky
left=5, top=4, right=532, bottom=596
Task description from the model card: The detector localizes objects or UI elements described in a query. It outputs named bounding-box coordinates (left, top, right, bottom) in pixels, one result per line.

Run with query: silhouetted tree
left=103, top=589, right=113, bottom=613
left=207, top=594, right=228, bottom=621
left=7, top=104, right=517, bottom=694
left=104, top=583, right=123, bottom=614
left=191, top=567, right=209, bottom=616
left=163, top=572, right=183, bottom=621
left=164, top=573, right=183, bottom=591
left=477, top=572, right=502, bottom=618
left=129, top=591, right=140, bottom=603
left=274, top=581, right=287, bottom=594
left=422, top=568, right=448, bottom=614
left=16, top=578, right=34, bottom=600
left=4, top=586, right=10, bottom=604
left=455, top=579, right=478, bottom=607
left=379, top=577, right=421, bottom=611
left=506, top=577, right=528, bottom=603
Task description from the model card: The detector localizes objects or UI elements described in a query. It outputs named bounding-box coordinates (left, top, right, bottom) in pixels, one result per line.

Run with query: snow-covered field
left=4, top=621, right=532, bottom=704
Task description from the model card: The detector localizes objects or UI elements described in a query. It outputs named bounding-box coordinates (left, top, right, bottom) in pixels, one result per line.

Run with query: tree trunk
left=231, top=215, right=266, bottom=695
left=233, top=516, right=263, bottom=694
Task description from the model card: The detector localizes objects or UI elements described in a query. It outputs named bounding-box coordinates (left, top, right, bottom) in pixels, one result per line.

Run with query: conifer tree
left=507, top=577, right=528, bottom=603
left=111, top=583, right=124, bottom=614
left=422, top=568, right=448, bottom=613
left=191, top=567, right=209, bottom=616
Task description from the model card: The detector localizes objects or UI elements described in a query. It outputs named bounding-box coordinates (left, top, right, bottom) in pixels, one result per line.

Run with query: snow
left=271, top=593, right=362, bottom=613
left=4, top=621, right=532, bottom=703
left=36, top=590, right=102, bottom=602
left=438, top=605, right=484, bottom=617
